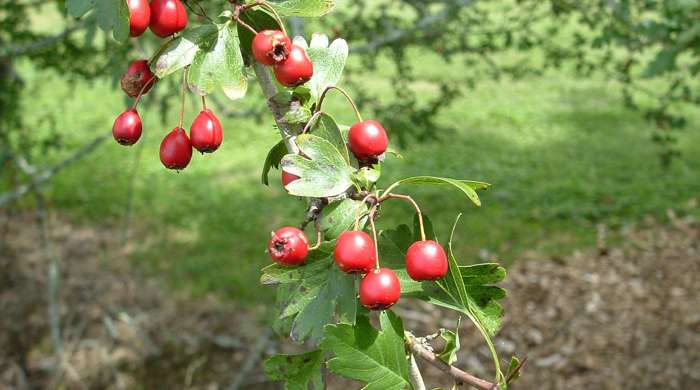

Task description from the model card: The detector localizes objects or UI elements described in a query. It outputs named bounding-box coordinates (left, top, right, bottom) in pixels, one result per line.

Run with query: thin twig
left=379, top=193, right=426, bottom=240
left=406, top=333, right=500, bottom=390
left=408, top=353, right=427, bottom=390
left=0, top=132, right=111, bottom=206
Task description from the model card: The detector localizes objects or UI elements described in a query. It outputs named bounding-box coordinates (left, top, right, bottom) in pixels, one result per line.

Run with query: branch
left=406, top=333, right=499, bottom=390
left=0, top=132, right=111, bottom=206
left=351, top=0, right=474, bottom=54
left=408, top=353, right=427, bottom=390
left=252, top=62, right=299, bottom=153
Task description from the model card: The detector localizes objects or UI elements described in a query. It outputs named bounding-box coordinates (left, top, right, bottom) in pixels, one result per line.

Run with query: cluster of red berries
left=251, top=30, right=313, bottom=87
left=267, top=226, right=448, bottom=310
left=127, top=0, right=188, bottom=38
left=113, top=0, right=226, bottom=170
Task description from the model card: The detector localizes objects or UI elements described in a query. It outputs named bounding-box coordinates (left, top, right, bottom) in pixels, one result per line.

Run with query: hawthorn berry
left=268, top=226, right=309, bottom=266
left=127, top=0, right=151, bottom=37
left=348, top=120, right=389, bottom=160
left=120, top=60, right=156, bottom=98
left=273, top=45, right=313, bottom=87
left=252, top=30, right=292, bottom=65
left=405, top=240, right=448, bottom=281
left=189, top=110, right=223, bottom=153
left=334, top=231, right=376, bottom=274
left=359, top=268, right=401, bottom=310
left=281, top=170, right=299, bottom=188
left=112, top=109, right=142, bottom=146
left=149, top=0, right=188, bottom=38
left=159, top=127, right=192, bottom=170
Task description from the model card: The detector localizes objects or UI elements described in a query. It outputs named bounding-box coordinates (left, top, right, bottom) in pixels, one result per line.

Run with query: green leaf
left=66, top=0, right=95, bottom=17
left=319, top=198, right=368, bottom=239
left=280, top=134, right=356, bottom=197
left=295, top=35, right=349, bottom=102
left=284, top=106, right=312, bottom=124
left=264, top=350, right=324, bottom=390
left=152, top=24, right=218, bottom=78
left=505, top=356, right=523, bottom=385
left=262, top=245, right=357, bottom=344
left=309, top=113, right=349, bottom=164
left=188, top=21, right=247, bottom=100
left=643, top=48, right=677, bottom=78
left=88, top=0, right=129, bottom=42
left=271, top=0, right=336, bottom=17
left=323, top=311, right=410, bottom=390
left=261, top=140, right=287, bottom=186
left=437, top=318, right=460, bottom=365
left=353, top=166, right=381, bottom=189
left=386, top=176, right=490, bottom=206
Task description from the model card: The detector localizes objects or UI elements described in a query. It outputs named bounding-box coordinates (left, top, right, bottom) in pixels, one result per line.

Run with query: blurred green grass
left=11, top=41, right=700, bottom=302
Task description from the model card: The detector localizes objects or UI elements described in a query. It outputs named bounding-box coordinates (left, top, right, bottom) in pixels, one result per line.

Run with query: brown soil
left=1, top=209, right=699, bottom=389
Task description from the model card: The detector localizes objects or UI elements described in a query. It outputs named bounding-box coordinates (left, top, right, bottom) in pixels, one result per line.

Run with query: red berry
left=348, top=120, right=389, bottom=160
left=405, top=240, right=448, bottom=281
left=159, top=127, right=192, bottom=170
left=149, top=0, right=188, bottom=38
left=334, top=231, right=376, bottom=274
left=112, top=109, right=142, bottom=146
left=189, top=109, right=223, bottom=153
left=273, top=45, right=313, bottom=87
left=281, top=170, right=300, bottom=188
left=120, top=60, right=156, bottom=98
left=128, top=0, right=150, bottom=37
left=252, top=30, right=292, bottom=65
left=359, top=268, right=401, bottom=310
left=268, top=226, right=309, bottom=266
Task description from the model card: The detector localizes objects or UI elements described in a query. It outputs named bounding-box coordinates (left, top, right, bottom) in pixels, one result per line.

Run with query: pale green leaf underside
left=306, top=35, right=349, bottom=101
left=152, top=25, right=218, bottom=78
left=281, top=134, right=355, bottom=197
left=188, top=22, right=247, bottom=99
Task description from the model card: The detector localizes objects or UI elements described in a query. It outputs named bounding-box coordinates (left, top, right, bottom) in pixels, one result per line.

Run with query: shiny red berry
left=120, top=60, right=156, bottom=98
left=159, top=127, right=192, bottom=170
left=348, top=120, right=389, bottom=160
left=359, top=268, right=401, bottom=310
left=128, top=0, right=151, bottom=37
left=281, top=170, right=300, bottom=188
left=405, top=240, right=448, bottom=281
left=268, top=226, right=309, bottom=266
left=273, top=45, right=313, bottom=87
left=334, top=231, right=376, bottom=274
left=252, top=30, right=292, bottom=65
left=112, top=109, right=142, bottom=146
left=189, top=109, right=223, bottom=153
left=149, top=0, right=188, bottom=38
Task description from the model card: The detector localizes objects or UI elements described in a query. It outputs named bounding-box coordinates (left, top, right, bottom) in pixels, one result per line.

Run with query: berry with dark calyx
left=268, top=227, right=309, bottom=266
left=149, top=0, right=188, bottom=38
left=159, top=127, right=192, bottom=170
left=120, top=60, right=156, bottom=98
left=405, top=240, right=448, bottom=281
left=189, top=109, right=223, bottom=153
left=334, top=231, right=376, bottom=274
left=281, top=170, right=299, bottom=188
left=128, top=0, right=151, bottom=37
left=273, top=45, right=313, bottom=87
left=359, top=268, right=401, bottom=310
left=112, top=109, right=142, bottom=146
left=252, top=30, right=292, bottom=65
left=348, top=120, right=389, bottom=160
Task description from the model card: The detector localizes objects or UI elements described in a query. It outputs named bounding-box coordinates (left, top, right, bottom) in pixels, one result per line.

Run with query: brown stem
left=308, top=218, right=323, bottom=250
left=406, top=333, right=500, bottom=390
left=179, top=67, right=188, bottom=128
left=368, top=203, right=380, bottom=270
left=316, top=86, right=363, bottom=123
left=379, top=193, right=426, bottom=241
left=201, top=95, right=207, bottom=111
left=301, top=110, right=325, bottom=134
left=129, top=76, right=157, bottom=111
left=353, top=193, right=377, bottom=231
left=241, top=1, right=287, bottom=36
